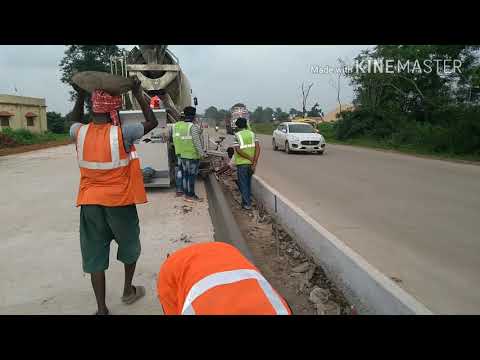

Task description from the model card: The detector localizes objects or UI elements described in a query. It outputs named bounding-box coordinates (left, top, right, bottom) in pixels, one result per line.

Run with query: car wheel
left=317, top=150, right=324, bottom=155
left=285, top=141, right=291, bottom=154
left=272, top=138, right=278, bottom=151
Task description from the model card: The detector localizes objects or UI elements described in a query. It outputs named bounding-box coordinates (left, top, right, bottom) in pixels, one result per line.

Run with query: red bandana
left=150, top=95, right=161, bottom=109
left=91, top=90, right=123, bottom=125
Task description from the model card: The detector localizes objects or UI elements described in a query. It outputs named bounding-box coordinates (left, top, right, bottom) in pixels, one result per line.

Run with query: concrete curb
left=252, top=175, right=433, bottom=315
left=204, top=174, right=255, bottom=264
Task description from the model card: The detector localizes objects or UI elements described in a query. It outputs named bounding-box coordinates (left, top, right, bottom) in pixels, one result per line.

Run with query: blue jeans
left=175, top=156, right=184, bottom=194
left=181, top=158, right=200, bottom=197
left=237, top=165, right=253, bottom=208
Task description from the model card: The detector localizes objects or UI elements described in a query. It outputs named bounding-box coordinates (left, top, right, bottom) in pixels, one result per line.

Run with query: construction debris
left=218, top=175, right=352, bottom=315
left=292, top=262, right=311, bottom=273
left=309, top=286, right=330, bottom=304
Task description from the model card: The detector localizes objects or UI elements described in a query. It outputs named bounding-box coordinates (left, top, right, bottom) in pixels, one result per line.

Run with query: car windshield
left=288, top=124, right=315, bottom=133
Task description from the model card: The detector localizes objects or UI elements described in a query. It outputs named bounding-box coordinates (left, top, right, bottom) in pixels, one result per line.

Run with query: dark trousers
left=237, top=164, right=253, bottom=208
left=181, top=158, right=200, bottom=197
left=175, top=156, right=183, bottom=194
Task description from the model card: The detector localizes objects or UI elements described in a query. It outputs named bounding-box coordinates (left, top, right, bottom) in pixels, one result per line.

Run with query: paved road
left=254, top=134, right=480, bottom=314
left=0, top=145, right=214, bottom=314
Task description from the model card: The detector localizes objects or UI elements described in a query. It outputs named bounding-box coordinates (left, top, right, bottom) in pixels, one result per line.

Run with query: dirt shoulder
left=0, top=139, right=73, bottom=157
left=219, top=176, right=354, bottom=315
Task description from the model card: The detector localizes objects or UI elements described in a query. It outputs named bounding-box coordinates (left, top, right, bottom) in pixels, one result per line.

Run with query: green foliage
left=307, top=103, right=324, bottom=117
left=1, top=128, right=69, bottom=147
left=251, top=106, right=264, bottom=122
left=317, top=122, right=336, bottom=140
left=59, top=45, right=122, bottom=110
left=204, top=106, right=230, bottom=124
left=205, top=106, right=219, bottom=120
left=47, top=111, right=67, bottom=134
left=250, top=122, right=275, bottom=135
left=336, top=45, right=480, bottom=157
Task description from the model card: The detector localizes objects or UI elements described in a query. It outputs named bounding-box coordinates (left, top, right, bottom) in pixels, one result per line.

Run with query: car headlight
left=290, top=136, right=299, bottom=142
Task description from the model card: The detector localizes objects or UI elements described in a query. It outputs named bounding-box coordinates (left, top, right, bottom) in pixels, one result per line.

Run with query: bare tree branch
left=301, top=82, right=314, bottom=116
left=396, top=74, right=425, bottom=99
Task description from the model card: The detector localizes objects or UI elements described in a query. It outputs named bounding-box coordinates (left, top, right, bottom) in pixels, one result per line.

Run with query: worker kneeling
left=157, top=242, right=292, bottom=315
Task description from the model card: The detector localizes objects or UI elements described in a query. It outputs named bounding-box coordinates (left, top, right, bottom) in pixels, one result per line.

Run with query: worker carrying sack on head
left=156, top=242, right=292, bottom=315
left=69, top=76, right=158, bottom=315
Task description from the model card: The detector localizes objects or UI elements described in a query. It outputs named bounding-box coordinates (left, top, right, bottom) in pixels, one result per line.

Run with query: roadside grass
left=317, top=122, right=480, bottom=163
left=0, top=128, right=70, bottom=148
left=251, top=123, right=275, bottom=135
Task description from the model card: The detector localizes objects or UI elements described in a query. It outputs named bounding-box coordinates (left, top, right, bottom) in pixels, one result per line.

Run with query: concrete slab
left=0, top=144, right=214, bottom=315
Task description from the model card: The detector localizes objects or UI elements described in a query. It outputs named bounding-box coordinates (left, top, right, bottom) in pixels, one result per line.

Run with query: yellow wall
left=0, top=95, right=47, bottom=133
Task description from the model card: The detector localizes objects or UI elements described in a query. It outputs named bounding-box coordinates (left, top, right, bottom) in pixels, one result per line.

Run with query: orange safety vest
left=75, top=122, right=147, bottom=207
left=157, top=242, right=292, bottom=315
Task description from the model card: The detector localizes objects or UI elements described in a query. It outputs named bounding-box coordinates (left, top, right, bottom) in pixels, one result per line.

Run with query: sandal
left=93, top=309, right=110, bottom=315
left=121, top=285, right=146, bottom=305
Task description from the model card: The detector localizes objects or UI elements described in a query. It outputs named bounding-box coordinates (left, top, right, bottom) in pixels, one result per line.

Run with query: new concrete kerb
left=252, top=175, right=433, bottom=315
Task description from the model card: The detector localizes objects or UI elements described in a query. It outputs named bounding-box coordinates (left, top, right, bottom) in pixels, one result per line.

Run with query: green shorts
left=80, top=204, right=141, bottom=273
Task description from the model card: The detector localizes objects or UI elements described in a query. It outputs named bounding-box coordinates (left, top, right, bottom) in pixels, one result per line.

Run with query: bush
left=317, top=123, right=336, bottom=140
left=0, top=131, right=17, bottom=147
left=1, top=128, right=36, bottom=145
left=47, top=111, right=67, bottom=134
left=0, top=128, right=66, bottom=148
left=331, top=104, right=480, bottom=156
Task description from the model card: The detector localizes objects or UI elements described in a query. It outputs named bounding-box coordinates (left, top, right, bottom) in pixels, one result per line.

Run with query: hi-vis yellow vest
left=234, top=129, right=256, bottom=165
left=173, top=122, right=199, bottom=160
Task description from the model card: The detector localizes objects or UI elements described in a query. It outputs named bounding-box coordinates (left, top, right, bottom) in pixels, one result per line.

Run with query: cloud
left=0, top=45, right=371, bottom=116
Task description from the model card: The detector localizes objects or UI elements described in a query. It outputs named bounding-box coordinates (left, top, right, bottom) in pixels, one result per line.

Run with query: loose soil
left=0, top=139, right=73, bottom=157
left=219, top=176, right=353, bottom=315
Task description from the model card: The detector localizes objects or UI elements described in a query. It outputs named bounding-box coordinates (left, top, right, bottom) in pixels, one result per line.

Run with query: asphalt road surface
left=255, top=134, right=480, bottom=314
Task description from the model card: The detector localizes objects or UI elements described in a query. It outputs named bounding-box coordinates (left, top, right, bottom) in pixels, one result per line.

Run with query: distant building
left=323, top=104, right=355, bottom=122
left=0, top=95, right=47, bottom=133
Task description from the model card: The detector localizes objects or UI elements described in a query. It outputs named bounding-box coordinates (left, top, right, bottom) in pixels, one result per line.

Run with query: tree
left=59, top=45, right=123, bottom=111
left=328, top=58, right=347, bottom=114
left=301, top=82, right=314, bottom=117
left=289, top=108, right=302, bottom=119
left=251, top=106, right=264, bottom=122
left=307, top=103, right=324, bottom=118
left=217, top=109, right=230, bottom=126
left=274, top=107, right=289, bottom=121
left=47, top=112, right=66, bottom=134
left=205, top=106, right=219, bottom=120
left=262, top=107, right=274, bottom=122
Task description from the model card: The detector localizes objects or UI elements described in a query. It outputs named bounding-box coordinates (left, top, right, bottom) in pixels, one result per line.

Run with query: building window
left=0, top=116, right=10, bottom=127
left=27, top=118, right=34, bottom=126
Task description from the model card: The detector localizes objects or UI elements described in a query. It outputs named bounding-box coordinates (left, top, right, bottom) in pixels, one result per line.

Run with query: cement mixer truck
left=110, top=45, right=200, bottom=187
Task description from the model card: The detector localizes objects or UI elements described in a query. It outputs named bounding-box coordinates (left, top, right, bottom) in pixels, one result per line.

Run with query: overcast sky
left=0, top=45, right=371, bottom=116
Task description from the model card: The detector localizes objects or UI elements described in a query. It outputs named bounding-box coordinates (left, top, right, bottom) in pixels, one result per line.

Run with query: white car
left=272, top=122, right=326, bottom=154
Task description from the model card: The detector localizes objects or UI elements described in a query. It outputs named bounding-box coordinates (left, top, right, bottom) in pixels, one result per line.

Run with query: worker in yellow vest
left=157, top=242, right=292, bottom=315
left=69, top=78, right=158, bottom=315
left=233, top=117, right=261, bottom=210
left=173, top=106, right=206, bottom=202
left=172, top=112, right=186, bottom=197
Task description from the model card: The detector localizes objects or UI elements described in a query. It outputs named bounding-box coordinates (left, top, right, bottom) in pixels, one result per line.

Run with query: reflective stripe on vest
left=181, top=123, right=193, bottom=140
left=237, top=130, right=255, bottom=149
left=174, top=122, right=192, bottom=140
left=77, top=124, right=130, bottom=170
left=181, top=269, right=290, bottom=315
